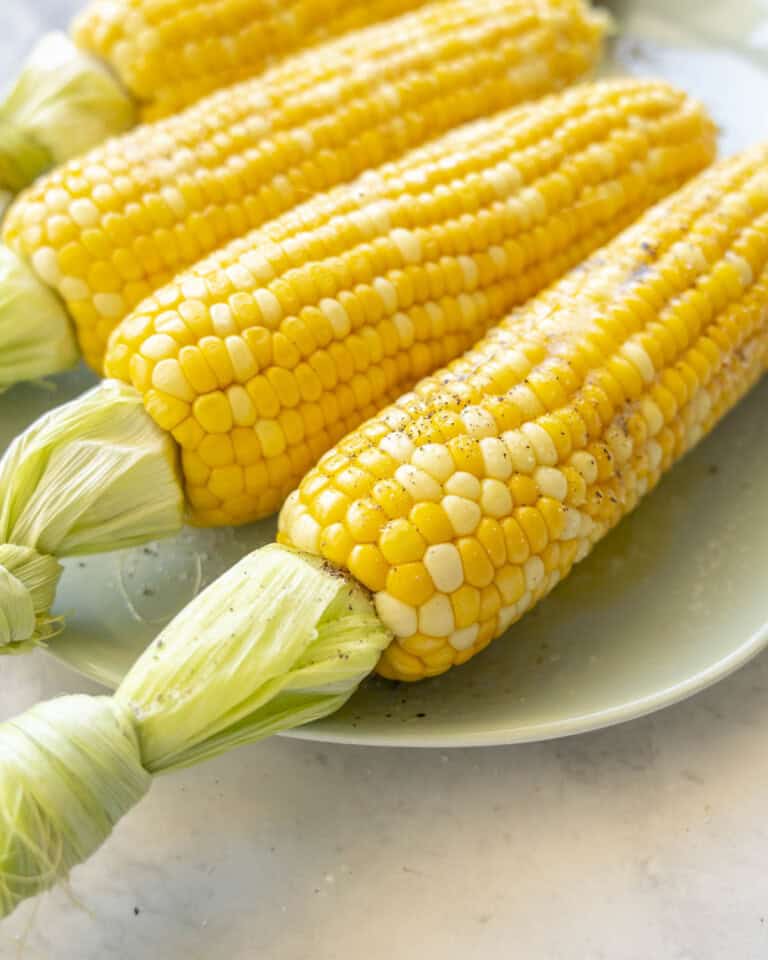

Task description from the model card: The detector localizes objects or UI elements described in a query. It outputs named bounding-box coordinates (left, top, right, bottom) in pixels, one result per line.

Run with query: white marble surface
left=3, top=1, right=768, bottom=957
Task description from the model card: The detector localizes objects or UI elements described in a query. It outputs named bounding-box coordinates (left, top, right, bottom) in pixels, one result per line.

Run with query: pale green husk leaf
left=0, top=695, right=150, bottom=918
left=118, top=544, right=392, bottom=773
left=0, top=546, right=390, bottom=916
left=0, top=379, right=185, bottom=651
left=0, top=246, right=80, bottom=388
left=0, top=545, right=62, bottom=653
left=0, top=33, right=135, bottom=191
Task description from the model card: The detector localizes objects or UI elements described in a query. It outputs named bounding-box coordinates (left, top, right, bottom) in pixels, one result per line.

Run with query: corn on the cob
left=1, top=0, right=608, bottom=382
left=104, top=79, right=716, bottom=525
left=278, top=146, right=768, bottom=680
left=3, top=150, right=768, bottom=920
left=74, top=0, right=433, bottom=121
left=0, top=0, right=432, bottom=192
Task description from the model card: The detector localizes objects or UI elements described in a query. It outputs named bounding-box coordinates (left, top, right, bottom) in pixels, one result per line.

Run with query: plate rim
left=283, top=624, right=768, bottom=747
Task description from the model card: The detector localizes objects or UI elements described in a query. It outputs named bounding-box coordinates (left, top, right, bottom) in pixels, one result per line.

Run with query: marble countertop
left=3, top=1, right=768, bottom=958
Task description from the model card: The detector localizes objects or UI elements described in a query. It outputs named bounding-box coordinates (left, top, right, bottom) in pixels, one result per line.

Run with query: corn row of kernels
left=278, top=148, right=768, bottom=680
left=104, top=81, right=715, bottom=526
left=7, top=0, right=605, bottom=372
left=74, top=0, right=432, bottom=117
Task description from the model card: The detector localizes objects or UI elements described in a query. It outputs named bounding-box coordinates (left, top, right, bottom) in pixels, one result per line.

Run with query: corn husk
left=0, top=33, right=135, bottom=192
left=119, top=544, right=392, bottom=772
left=0, top=380, right=185, bottom=651
left=0, top=695, right=150, bottom=917
left=0, top=545, right=391, bottom=916
left=0, top=246, right=80, bottom=388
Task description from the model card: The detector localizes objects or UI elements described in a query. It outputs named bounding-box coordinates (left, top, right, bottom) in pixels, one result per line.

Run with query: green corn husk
left=0, top=379, right=185, bottom=652
left=0, top=544, right=391, bottom=917
left=0, top=696, right=150, bottom=917
left=0, top=246, right=80, bottom=388
left=0, top=33, right=135, bottom=192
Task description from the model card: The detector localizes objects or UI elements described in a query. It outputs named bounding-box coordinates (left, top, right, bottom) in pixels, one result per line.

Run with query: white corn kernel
left=502, top=430, right=536, bottom=473
left=480, top=437, right=512, bottom=480
left=392, top=312, right=415, bottom=348
left=480, top=479, right=512, bottom=517
left=152, top=358, right=195, bottom=402
left=560, top=507, right=582, bottom=541
left=70, top=198, right=100, bottom=228
left=211, top=303, right=237, bottom=336
left=375, top=592, right=418, bottom=637
left=394, top=465, right=442, bottom=502
left=380, top=432, right=414, bottom=463
left=418, top=594, right=454, bottom=637
left=647, top=439, right=663, bottom=471
left=254, top=289, right=283, bottom=327
left=391, top=228, right=422, bottom=264
left=534, top=466, right=568, bottom=501
left=140, top=333, right=177, bottom=360
left=227, top=384, right=257, bottom=426
left=226, top=336, right=257, bottom=381
left=444, top=471, right=481, bottom=501
left=521, top=423, right=558, bottom=466
left=373, top=277, right=398, bottom=314
left=412, top=443, right=454, bottom=482
left=442, top=495, right=481, bottom=535
left=31, top=247, right=61, bottom=285
left=460, top=406, right=497, bottom=438
left=320, top=298, right=351, bottom=338
left=424, top=543, right=464, bottom=592
left=524, top=556, right=545, bottom=592
left=569, top=450, right=598, bottom=485
left=641, top=397, right=664, bottom=436
left=497, top=606, right=516, bottom=633
left=622, top=340, right=655, bottom=384
left=449, top=624, right=479, bottom=651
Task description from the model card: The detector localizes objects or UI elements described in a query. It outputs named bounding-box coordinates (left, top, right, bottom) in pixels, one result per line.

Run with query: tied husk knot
left=0, top=695, right=150, bottom=918
left=0, top=544, right=62, bottom=653
left=0, top=545, right=391, bottom=917
left=0, top=379, right=185, bottom=651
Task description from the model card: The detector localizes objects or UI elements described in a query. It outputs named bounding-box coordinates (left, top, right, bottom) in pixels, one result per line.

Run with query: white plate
left=2, top=0, right=768, bottom=746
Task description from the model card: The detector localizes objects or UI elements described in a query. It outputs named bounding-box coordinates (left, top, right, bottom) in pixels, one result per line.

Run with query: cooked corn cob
left=279, top=145, right=768, bottom=680
left=74, top=0, right=433, bottom=121
left=1, top=0, right=609, bottom=383
left=105, top=79, right=716, bottom=525
left=0, top=0, right=432, bottom=191
left=3, top=149, right=768, bottom=921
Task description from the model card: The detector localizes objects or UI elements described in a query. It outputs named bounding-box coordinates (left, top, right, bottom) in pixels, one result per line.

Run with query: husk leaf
left=0, top=379, right=185, bottom=651
left=0, top=33, right=135, bottom=191
left=0, top=695, right=150, bottom=918
left=0, top=545, right=391, bottom=916
left=0, top=246, right=80, bottom=388
left=118, top=544, right=392, bottom=772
